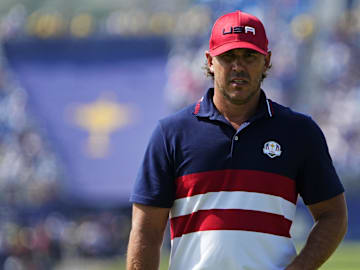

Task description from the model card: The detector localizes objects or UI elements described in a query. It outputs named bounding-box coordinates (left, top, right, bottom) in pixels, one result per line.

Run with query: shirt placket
left=229, top=121, right=250, bottom=158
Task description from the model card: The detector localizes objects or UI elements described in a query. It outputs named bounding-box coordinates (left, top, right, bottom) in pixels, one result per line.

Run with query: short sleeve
left=297, top=118, right=344, bottom=205
left=129, top=122, right=175, bottom=208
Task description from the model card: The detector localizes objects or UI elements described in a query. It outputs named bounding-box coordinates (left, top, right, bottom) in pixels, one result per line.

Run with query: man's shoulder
left=271, top=100, right=314, bottom=125
left=159, top=103, right=198, bottom=129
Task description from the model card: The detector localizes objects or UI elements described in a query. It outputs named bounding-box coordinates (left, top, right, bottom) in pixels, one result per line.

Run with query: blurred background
left=0, top=0, right=359, bottom=269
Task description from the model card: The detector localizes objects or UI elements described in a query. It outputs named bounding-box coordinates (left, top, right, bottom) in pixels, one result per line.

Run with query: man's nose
left=232, top=57, right=246, bottom=71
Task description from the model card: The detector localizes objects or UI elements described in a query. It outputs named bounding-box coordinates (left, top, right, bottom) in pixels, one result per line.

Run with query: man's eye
left=245, top=53, right=257, bottom=58
left=222, top=54, right=233, bottom=61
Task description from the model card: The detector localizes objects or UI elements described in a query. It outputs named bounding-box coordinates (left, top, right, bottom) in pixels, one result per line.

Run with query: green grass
left=105, top=254, right=170, bottom=270
left=71, top=241, right=360, bottom=270
left=317, top=242, right=360, bottom=270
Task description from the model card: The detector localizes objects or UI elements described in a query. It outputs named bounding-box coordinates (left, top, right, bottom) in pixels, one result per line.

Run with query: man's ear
left=265, top=51, right=272, bottom=69
left=205, top=51, right=214, bottom=73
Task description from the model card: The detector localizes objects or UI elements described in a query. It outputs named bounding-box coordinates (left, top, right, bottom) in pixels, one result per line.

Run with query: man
left=127, top=10, right=347, bottom=270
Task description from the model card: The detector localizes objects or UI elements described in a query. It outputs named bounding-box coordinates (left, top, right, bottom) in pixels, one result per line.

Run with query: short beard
left=217, top=79, right=262, bottom=105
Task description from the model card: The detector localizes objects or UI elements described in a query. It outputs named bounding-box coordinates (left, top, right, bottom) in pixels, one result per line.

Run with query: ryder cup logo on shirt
left=263, top=141, right=282, bottom=158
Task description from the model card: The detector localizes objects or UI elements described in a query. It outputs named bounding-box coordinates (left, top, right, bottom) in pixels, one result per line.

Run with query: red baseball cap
left=209, top=10, right=269, bottom=56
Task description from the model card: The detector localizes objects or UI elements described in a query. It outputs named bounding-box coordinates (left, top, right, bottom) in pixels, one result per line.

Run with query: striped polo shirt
left=130, top=88, right=344, bottom=270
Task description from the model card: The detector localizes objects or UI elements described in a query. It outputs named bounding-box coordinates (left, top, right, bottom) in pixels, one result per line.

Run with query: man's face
left=206, top=48, right=271, bottom=105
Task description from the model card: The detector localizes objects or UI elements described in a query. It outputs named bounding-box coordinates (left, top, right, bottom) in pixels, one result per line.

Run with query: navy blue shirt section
left=130, top=88, right=344, bottom=207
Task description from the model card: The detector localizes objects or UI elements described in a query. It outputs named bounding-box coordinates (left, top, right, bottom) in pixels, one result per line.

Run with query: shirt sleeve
left=129, top=121, right=175, bottom=208
left=297, top=117, right=344, bottom=205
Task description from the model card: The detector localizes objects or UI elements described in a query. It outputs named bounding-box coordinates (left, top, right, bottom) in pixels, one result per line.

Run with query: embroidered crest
left=263, top=141, right=282, bottom=158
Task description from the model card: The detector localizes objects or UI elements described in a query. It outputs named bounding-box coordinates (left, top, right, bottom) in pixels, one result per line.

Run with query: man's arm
left=126, top=203, right=170, bottom=270
left=286, top=193, right=348, bottom=270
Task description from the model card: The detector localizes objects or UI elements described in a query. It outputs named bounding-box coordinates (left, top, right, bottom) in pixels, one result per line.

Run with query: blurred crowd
left=0, top=49, right=61, bottom=207
left=0, top=210, right=130, bottom=270
left=0, top=2, right=211, bottom=40
left=0, top=41, right=58, bottom=268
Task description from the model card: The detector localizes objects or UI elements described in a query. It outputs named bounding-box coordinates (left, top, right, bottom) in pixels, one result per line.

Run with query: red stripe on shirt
left=268, top=99, right=275, bottom=116
left=170, top=209, right=292, bottom=239
left=175, top=170, right=297, bottom=204
left=193, top=101, right=201, bottom=115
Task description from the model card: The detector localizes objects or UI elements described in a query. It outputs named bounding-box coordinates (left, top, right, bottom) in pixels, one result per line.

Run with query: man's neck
left=213, top=89, right=261, bottom=130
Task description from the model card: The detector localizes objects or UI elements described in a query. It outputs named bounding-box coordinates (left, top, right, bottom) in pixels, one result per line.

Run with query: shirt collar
left=193, top=88, right=274, bottom=121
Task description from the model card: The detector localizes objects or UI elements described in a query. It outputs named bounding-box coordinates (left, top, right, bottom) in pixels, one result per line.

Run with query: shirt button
left=234, top=136, right=239, bottom=141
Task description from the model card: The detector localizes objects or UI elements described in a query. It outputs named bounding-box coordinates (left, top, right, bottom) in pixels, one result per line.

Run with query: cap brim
left=210, top=41, right=268, bottom=56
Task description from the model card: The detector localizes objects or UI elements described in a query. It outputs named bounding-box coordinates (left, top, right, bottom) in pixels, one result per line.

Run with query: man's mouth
left=231, top=79, right=248, bottom=86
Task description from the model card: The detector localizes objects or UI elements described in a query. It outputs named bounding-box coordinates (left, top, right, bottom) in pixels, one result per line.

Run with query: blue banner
left=4, top=37, right=170, bottom=207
